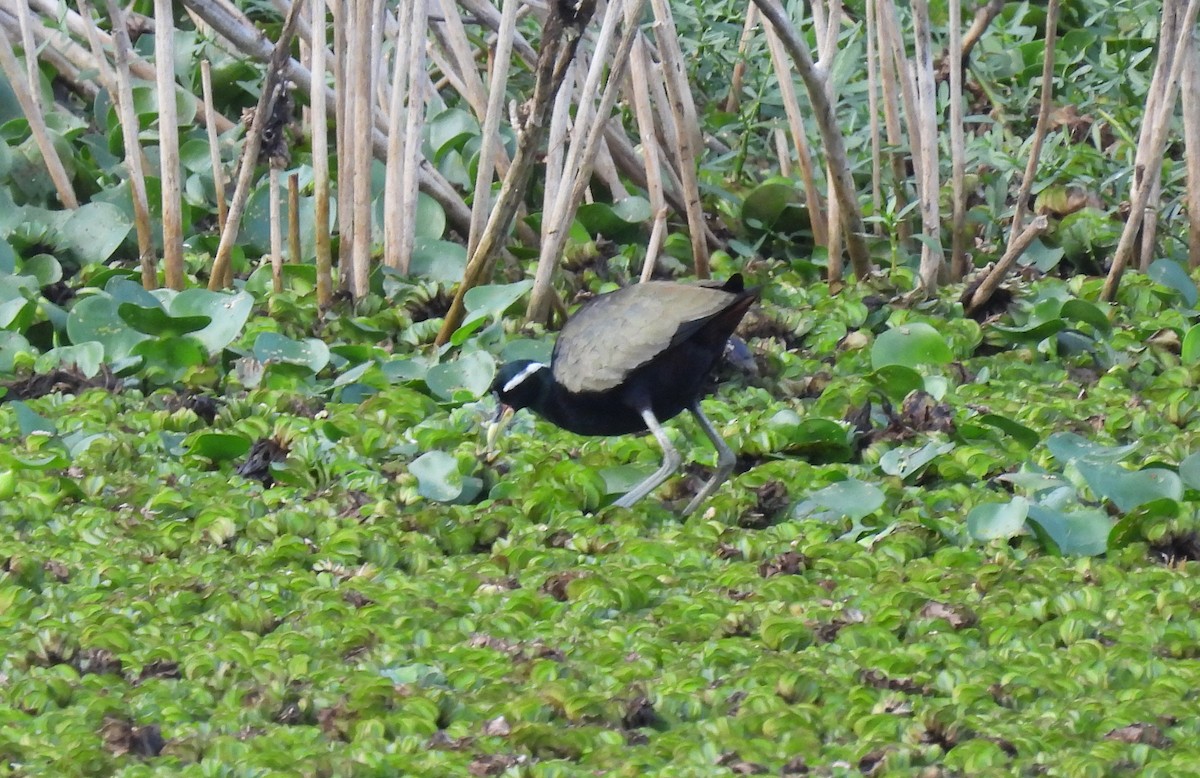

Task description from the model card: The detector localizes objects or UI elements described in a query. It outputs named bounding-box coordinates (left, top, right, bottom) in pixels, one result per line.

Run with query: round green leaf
left=20, top=254, right=61, bottom=286
left=1046, top=432, right=1137, bottom=464
left=577, top=196, right=651, bottom=242
left=1182, top=323, right=1200, bottom=364
left=188, top=432, right=253, bottom=462
left=253, top=332, right=330, bottom=373
left=1074, top=460, right=1183, bottom=513
left=1059, top=299, right=1111, bottom=334
left=879, top=440, right=955, bottom=480
left=1148, top=258, right=1198, bottom=307
left=793, top=478, right=885, bottom=523
left=66, top=293, right=150, bottom=361
left=170, top=289, right=253, bottom=354
left=34, top=342, right=104, bottom=378
left=976, top=414, right=1040, bottom=450
left=741, top=179, right=810, bottom=234
left=60, top=202, right=132, bottom=265
left=410, top=450, right=464, bottom=502
left=870, top=323, right=953, bottom=370
left=0, top=330, right=32, bottom=372
left=867, top=364, right=925, bottom=402
left=409, top=239, right=467, bottom=283
left=117, top=303, right=211, bottom=336
left=426, top=350, right=496, bottom=401
left=1025, top=505, right=1113, bottom=556
left=1179, top=451, right=1200, bottom=490
left=966, top=497, right=1029, bottom=541
left=0, top=237, right=13, bottom=275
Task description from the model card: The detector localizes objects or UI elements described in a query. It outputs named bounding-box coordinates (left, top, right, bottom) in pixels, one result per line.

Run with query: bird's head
left=486, top=360, right=550, bottom=455
left=491, top=360, right=551, bottom=411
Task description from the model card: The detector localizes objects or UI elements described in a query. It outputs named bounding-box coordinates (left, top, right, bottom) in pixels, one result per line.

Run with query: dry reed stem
left=467, top=0, right=519, bottom=257
left=764, top=20, right=827, bottom=246
left=200, top=60, right=229, bottom=234
left=311, top=0, right=333, bottom=307
left=1102, top=0, right=1200, bottom=300
left=154, top=0, right=186, bottom=289
left=270, top=166, right=283, bottom=293
left=0, top=25, right=78, bottom=208
left=947, top=0, right=967, bottom=279
left=288, top=171, right=300, bottom=264
left=103, top=0, right=156, bottom=287
left=752, top=0, right=872, bottom=279
left=1183, top=33, right=1200, bottom=269
left=912, top=0, right=944, bottom=293
left=435, top=0, right=595, bottom=346
left=208, top=0, right=303, bottom=290
left=965, top=215, right=1049, bottom=315
left=650, top=0, right=709, bottom=277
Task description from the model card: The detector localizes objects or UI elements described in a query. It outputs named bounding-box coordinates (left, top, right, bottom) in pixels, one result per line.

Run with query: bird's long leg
left=682, top=402, right=736, bottom=516
left=613, top=406, right=682, bottom=508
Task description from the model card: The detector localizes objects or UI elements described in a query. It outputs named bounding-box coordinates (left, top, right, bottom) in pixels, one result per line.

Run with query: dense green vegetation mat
left=2, top=268, right=1199, bottom=776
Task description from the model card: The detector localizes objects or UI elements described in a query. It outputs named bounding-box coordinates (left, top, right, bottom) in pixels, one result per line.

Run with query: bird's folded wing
left=552, top=282, right=735, bottom=395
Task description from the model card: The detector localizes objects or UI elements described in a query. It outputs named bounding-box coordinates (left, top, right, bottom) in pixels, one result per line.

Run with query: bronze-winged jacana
left=489, top=274, right=759, bottom=514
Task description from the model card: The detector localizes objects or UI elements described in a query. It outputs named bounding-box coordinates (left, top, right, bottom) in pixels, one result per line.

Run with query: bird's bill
left=485, top=403, right=515, bottom=460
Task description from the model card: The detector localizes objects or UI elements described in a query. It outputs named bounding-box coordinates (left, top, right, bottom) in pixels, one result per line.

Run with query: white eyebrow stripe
left=503, top=362, right=548, bottom=393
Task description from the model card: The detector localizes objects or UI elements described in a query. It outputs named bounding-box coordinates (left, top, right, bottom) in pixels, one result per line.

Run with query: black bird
left=489, top=274, right=759, bottom=514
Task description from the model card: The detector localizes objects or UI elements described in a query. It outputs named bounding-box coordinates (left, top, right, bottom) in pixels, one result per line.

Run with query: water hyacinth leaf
left=0, top=273, right=36, bottom=306
left=381, top=358, right=428, bottom=383
left=1059, top=299, right=1111, bottom=334
left=187, top=433, right=252, bottom=462
left=410, top=450, right=464, bottom=502
left=1046, top=431, right=1137, bottom=464
left=879, top=440, right=955, bottom=480
left=795, top=479, right=885, bottom=521
left=61, top=430, right=108, bottom=458
left=331, top=360, right=375, bottom=389
left=67, top=294, right=150, bottom=361
left=1179, top=452, right=1200, bottom=490
left=34, top=342, right=103, bottom=378
left=577, top=196, right=651, bottom=241
left=1020, top=238, right=1064, bottom=272
left=117, top=303, right=211, bottom=336
left=133, top=336, right=208, bottom=382
left=0, top=296, right=36, bottom=331
left=1026, top=504, right=1113, bottom=556
left=1182, top=324, right=1200, bottom=365
left=0, top=237, right=13, bottom=274
left=171, top=289, right=253, bottom=353
left=782, top=418, right=855, bottom=461
left=868, top=364, right=924, bottom=401
left=1147, top=258, right=1198, bottom=307
left=996, top=470, right=1069, bottom=494
left=60, top=202, right=131, bottom=264
left=21, top=254, right=61, bottom=286
left=409, top=239, right=467, bottom=283
left=1109, top=498, right=1181, bottom=550
left=253, top=332, right=330, bottom=374
left=460, top=281, right=534, bottom=332
left=977, top=413, right=1040, bottom=450
left=11, top=400, right=56, bottom=436
left=0, top=330, right=31, bottom=372
left=599, top=464, right=656, bottom=495
left=106, top=277, right=162, bottom=308
left=990, top=317, right=1067, bottom=344
left=426, top=350, right=495, bottom=401
left=870, top=323, right=953, bottom=370
left=966, top=496, right=1029, bottom=541
left=1074, top=460, right=1183, bottom=513
left=500, top=338, right=552, bottom=365
left=742, top=179, right=809, bottom=234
